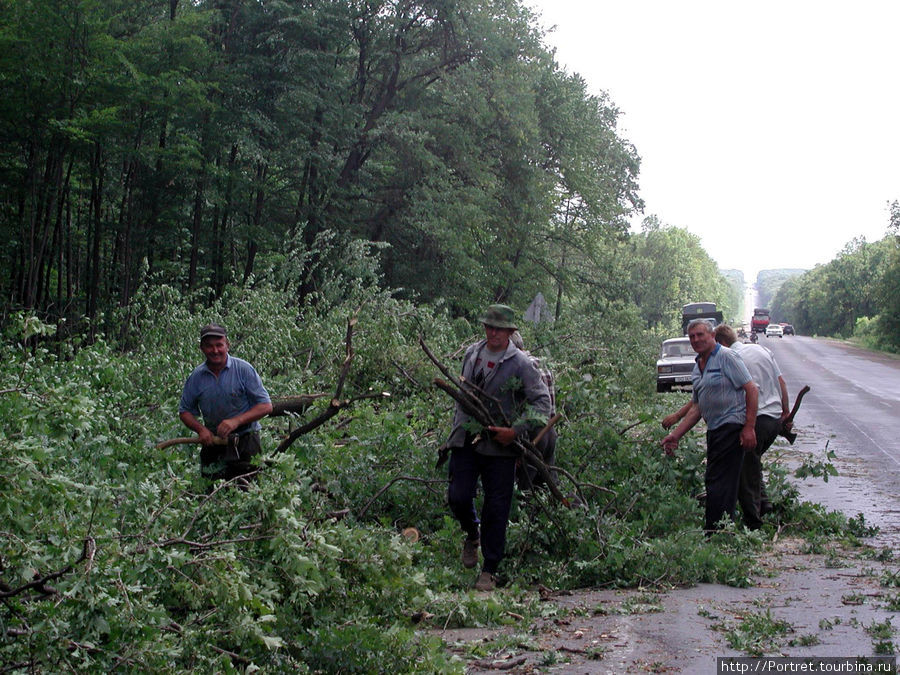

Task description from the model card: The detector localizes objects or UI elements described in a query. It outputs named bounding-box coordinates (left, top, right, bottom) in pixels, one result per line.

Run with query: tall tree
left=628, top=217, right=734, bottom=331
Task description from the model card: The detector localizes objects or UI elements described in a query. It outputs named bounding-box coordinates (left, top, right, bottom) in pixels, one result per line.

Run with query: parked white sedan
left=656, top=337, right=696, bottom=392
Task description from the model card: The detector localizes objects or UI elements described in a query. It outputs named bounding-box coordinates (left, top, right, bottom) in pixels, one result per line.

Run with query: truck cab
left=680, top=302, right=724, bottom=335
left=751, top=308, right=770, bottom=333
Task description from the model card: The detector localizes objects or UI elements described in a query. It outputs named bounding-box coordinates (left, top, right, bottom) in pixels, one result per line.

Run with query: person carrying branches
left=443, top=304, right=552, bottom=592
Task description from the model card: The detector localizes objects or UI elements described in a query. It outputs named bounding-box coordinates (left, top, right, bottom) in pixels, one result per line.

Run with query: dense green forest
left=754, top=269, right=805, bottom=310
left=0, top=0, right=745, bottom=336
left=0, top=1, right=885, bottom=672
left=770, top=206, right=900, bottom=351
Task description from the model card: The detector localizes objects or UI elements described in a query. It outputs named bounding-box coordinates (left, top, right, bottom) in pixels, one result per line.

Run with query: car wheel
left=657, top=383, right=669, bottom=393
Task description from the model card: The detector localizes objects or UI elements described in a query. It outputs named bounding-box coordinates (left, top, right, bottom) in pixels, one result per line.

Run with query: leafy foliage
left=628, top=217, right=737, bottom=331
left=755, top=269, right=807, bottom=311
left=719, top=269, right=746, bottom=323
left=0, top=0, right=643, bottom=331
left=770, top=228, right=900, bottom=350
left=1, top=278, right=864, bottom=671
left=1, top=3, right=891, bottom=669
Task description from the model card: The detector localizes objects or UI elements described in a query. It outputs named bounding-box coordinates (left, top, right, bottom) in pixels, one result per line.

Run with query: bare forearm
left=179, top=411, right=206, bottom=434
left=671, top=405, right=702, bottom=440
left=235, top=402, right=273, bottom=427
left=662, top=400, right=694, bottom=430
left=740, top=383, right=758, bottom=449
left=662, top=405, right=702, bottom=454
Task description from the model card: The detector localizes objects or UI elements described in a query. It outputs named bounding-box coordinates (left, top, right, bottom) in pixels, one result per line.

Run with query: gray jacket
left=446, top=339, right=552, bottom=457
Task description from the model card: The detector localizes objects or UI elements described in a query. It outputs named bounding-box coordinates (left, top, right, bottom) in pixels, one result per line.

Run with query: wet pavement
left=443, top=426, right=900, bottom=673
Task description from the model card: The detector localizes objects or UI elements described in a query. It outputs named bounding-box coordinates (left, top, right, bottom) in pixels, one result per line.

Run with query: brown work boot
left=461, top=537, right=480, bottom=569
left=474, top=571, right=496, bottom=592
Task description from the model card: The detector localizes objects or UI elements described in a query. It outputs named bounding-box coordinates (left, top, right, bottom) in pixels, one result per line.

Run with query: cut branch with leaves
left=420, top=336, right=571, bottom=508
left=274, top=312, right=389, bottom=454
left=0, top=537, right=96, bottom=600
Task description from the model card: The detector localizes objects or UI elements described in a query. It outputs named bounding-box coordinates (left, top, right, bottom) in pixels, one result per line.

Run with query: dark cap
left=199, top=323, right=227, bottom=340
left=478, top=304, right=517, bottom=330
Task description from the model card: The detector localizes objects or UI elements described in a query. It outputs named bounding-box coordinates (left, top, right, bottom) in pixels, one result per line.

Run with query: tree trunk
left=86, top=143, right=105, bottom=329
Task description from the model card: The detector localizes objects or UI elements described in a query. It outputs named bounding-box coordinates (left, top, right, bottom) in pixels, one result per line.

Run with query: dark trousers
left=738, top=414, right=781, bottom=529
left=705, top=423, right=745, bottom=532
left=447, top=444, right=517, bottom=574
left=200, top=432, right=262, bottom=481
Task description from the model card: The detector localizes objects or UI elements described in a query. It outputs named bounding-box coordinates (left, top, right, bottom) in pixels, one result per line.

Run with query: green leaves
left=770, top=233, right=898, bottom=345
left=2, top=245, right=878, bottom=670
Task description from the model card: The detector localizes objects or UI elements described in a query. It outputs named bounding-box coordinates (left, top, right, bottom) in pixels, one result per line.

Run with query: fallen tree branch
left=0, top=537, right=95, bottom=599
left=617, top=419, right=646, bottom=435
left=391, top=359, right=423, bottom=388
left=154, top=395, right=329, bottom=449
left=418, top=335, right=461, bottom=386
left=533, top=413, right=561, bottom=445
left=358, top=475, right=448, bottom=519
left=430, top=375, right=570, bottom=508
left=420, top=335, right=498, bottom=426
left=473, top=656, right=528, bottom=671
left=150, top=534, right=273, bottom=551
left=273, top=392, right=389, bottom=454
left=155, top=435, right=227, bottom=451
left=210, top=644, right=250, bottom=664
left=274, top=312, right=383, bottom=454
left=269, top=394, right=328, bottom=417
left=334, top=316, right=358, bottom=399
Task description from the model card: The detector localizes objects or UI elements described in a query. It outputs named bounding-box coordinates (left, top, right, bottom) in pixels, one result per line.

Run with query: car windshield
left=663, top=343, right=694, bottom=357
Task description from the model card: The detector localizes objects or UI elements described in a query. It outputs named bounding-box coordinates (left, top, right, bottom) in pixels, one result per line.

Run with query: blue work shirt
left=179, top=355, right=271, bottom=434
left=691, top=344, right=752, bottom=431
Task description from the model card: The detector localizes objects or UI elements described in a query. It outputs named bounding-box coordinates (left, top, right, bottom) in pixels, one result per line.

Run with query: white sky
left=527, top=0, right=900, bottom=281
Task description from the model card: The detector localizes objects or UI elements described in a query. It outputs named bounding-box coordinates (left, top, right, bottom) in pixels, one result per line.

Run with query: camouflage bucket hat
left=479, top=304, right=517, bottom=330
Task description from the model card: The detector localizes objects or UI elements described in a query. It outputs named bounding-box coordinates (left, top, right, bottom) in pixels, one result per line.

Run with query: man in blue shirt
left=714, top=324, right=790, bottom=528
left=179, top=323, right=272, bottom=481
left=662, top=319, right=758, bottom=532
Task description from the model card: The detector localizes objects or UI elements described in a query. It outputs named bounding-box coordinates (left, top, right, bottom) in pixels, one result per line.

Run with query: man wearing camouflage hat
left=445, top=304, right=552, bottom=591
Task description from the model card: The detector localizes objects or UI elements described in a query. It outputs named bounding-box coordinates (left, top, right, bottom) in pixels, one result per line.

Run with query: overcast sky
left=526, top=0, right=900, bottom=281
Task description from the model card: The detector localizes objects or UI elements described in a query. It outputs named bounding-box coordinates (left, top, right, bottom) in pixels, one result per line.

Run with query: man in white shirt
left=714, top=324, right=790, bottom=528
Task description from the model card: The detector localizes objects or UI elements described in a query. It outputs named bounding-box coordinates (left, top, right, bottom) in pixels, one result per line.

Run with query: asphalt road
left=755, top=334, right=900, bottom=545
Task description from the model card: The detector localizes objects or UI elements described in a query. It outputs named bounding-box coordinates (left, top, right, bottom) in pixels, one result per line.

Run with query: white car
left=765, top=324, right=783, bottom=338
left=656, top=337, right=696, bottom=392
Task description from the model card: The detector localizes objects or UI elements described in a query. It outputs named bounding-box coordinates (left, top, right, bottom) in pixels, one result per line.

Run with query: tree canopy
left=0, top=0, right=649, bottom=334
left=771, top=220, right=900, bottom=351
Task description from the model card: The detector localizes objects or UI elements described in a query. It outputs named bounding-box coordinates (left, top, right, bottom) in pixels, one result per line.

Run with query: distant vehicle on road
left=781, top=323, right=795, bottom=335
left=752, top=308, right=771, bottom=333
left=766, top=324, right=784, bottom=338
left=656, top=337, right=695, bottom=392
left=680, top=302, right=723, bottom=335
